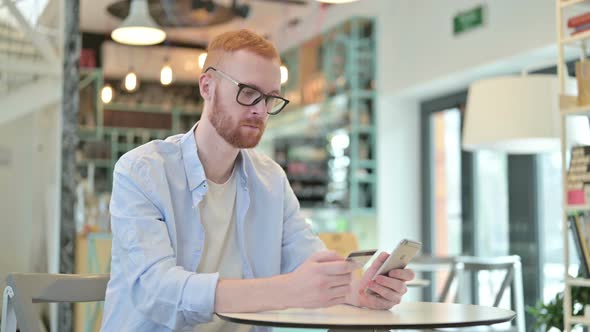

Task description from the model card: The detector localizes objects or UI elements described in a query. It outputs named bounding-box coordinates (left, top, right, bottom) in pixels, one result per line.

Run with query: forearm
left=214, top=274, right=292, bottom=313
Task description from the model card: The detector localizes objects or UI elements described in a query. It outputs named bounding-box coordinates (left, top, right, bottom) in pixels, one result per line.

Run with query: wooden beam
left=0, top=78, right=60, bottom=125
left=2, top=0, right=59, bottom=66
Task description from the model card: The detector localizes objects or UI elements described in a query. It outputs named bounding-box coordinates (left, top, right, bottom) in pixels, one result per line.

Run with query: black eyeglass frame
left=205, top=66, right=290, bottom=115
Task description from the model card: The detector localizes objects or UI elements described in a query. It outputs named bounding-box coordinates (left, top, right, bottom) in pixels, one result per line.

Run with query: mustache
left=240, top=119, right=264, bottom=128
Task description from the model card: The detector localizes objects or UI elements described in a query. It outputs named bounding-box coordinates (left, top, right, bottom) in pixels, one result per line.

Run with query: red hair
left=203, top=29, right=280, bottom=71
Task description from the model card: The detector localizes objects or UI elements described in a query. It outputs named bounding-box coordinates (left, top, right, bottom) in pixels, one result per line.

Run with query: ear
left=199, top=73, right=215, bottom=102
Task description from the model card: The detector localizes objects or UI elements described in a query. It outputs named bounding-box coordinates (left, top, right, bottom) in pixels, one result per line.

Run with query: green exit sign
left=454, top=5, right=485, bottom=35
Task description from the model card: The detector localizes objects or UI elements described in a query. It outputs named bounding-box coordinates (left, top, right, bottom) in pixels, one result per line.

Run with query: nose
left=249, top=97, right=268, bottom=116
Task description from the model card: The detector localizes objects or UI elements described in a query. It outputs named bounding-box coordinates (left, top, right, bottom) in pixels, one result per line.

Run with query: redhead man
left=101, top=29, right=414, bottom=332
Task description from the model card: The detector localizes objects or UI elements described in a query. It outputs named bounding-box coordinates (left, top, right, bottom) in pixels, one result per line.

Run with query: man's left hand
left=346, top=252, right=415, bottom=310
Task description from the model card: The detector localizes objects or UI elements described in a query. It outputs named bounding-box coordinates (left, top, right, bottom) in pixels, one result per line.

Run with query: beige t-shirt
left=194, top=168, right=249, bottom=332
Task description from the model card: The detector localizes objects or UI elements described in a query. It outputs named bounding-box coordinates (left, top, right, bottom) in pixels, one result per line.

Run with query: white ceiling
left=80, top=0, right=319, bottom=49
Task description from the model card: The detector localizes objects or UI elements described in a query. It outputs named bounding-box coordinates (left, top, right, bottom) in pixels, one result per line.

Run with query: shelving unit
left=557, top=1, right=590, bottom=330
left=77, top=69, right=202, bottom=193
left=273, top=17, right=377, bottom=214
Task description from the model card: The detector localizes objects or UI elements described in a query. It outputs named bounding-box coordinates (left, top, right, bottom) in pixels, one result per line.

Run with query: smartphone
left=346, top=249, right=377, bottom=267
left=371, top=239, right=421, bottom=280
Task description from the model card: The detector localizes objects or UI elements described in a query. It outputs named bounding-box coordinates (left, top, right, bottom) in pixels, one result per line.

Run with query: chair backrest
left=442, top=255, right=520, bottom=306
left=408, top=255, right=525, bottom=332
left=317, top=232, right=359, bottom=257
left=1, top=273, right=109, bottom=332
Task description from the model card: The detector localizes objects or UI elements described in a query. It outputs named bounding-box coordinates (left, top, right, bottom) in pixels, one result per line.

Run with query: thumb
left=361, top=252, right=389, bottom=287
left=310, top=250, right=345, bottom=263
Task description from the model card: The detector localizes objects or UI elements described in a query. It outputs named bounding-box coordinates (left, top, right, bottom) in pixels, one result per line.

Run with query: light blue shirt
left=101, top=126, right=326, bottom=331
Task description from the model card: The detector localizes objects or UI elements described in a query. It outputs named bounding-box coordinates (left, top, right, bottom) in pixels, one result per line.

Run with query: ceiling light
left=101, top=85, right=113, bottom=104
left=160, top=63, right=173, bottom=86
left=280, top=65, right=289, bottom=85
left=462, top=75, right=585, bottom=154
left=198, top=53, right=207, bottom=69
left=124, top=70, right=139, bottom=92
left=111, top=0, right=166, bottom=46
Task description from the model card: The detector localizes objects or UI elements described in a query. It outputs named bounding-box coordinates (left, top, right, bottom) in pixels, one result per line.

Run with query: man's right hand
left=282, top=250, right=359, bottom=308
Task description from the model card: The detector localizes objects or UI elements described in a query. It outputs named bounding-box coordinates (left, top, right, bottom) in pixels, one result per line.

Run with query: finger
left=329, top=284, right=352, bottom=298
left=364, top=291, right=396, bottom=310
left=360, top=252, right=389, bottom=288
left=324, top=273, right=353, bottom=288
left=374, top=275, right=408, bottom=294
left=311, top=250, right=345, bottom=263
left=317, top=261, right=359, bottom=275
left=366, top=280, right=397, bottom=302
left=366, top=252, right=389, bottom=276
left=387, top=268, right=415, bottom=281
left=327, top=296, right=347, bottom=306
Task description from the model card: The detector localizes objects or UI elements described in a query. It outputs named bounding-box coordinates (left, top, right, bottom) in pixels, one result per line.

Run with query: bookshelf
left=272, top=17, right=377, bottom=214
left=558, top=1, right=590, bottom=330
left=77, top=69, right=202, bottom=193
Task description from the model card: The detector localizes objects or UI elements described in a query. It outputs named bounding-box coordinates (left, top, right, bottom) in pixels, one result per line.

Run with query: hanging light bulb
left=280, top=65, right=289, bottom=85
left=111, top=0, right=166, bottom=46
left=124, top=70, right=138, bottom=92
left=160, top=62, right=173, bottom=86
left=198, top=52, right=207, bottom=69
left=101, top=84, right=114, bottom=104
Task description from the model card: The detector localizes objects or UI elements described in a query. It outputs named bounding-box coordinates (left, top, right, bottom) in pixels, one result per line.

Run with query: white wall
left=0, top=113, right=36, bottom=280
left=0, top=106, right=61, bottom=311
left=281, top=0, right=558, bottom=250
left=376, top=96, right=420, bottom=252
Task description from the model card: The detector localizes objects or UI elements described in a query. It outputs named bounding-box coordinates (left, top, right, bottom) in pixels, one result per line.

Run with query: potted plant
left=528, top=281, right=590, bottom=331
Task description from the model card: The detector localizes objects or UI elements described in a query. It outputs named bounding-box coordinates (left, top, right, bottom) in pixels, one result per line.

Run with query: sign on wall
left=453, top=5, right=485, bottom=36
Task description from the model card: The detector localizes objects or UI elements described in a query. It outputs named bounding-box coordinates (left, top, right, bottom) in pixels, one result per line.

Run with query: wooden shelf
left=566, top=277, right=590, bottom=287
left=561, top=104, right=590, bottom=116
left=560, top=0, right=589, bottom=8
left=561, top=29, right=590, bottom=45
left=570, top=316, right=590, bottom=325
left=566, top=205, right=590, bottom=212
left=559, top=95, right=590, bottom=115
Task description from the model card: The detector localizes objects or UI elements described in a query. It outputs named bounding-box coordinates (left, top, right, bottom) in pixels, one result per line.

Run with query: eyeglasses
left=205, top=67, right=290, bottom=115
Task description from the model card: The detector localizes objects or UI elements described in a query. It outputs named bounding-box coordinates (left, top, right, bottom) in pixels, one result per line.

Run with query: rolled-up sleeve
left=280, top=175, right=326, bottom=274
left=110, top=157, right=219, bottom=330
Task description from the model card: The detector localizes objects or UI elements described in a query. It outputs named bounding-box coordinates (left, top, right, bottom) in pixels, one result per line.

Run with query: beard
left=208, top=91, right=266, bottom=149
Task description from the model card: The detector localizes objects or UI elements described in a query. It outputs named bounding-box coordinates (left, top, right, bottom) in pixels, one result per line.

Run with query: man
left=101, top=29, right=414, bottom=332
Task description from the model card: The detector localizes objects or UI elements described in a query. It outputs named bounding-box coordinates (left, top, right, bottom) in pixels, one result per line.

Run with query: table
left=217, top=302, right=515, bottom=331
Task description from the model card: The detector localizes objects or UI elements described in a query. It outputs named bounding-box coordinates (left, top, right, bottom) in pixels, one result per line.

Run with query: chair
left=1, top=273, right=109, bottom=332
left=317, top=232, right=359, bottom=258
left=408, top=255, right=525, bottom=332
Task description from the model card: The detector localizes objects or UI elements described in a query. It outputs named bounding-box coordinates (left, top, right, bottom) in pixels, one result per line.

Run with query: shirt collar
left=180, top=122, right=250, bottom=191
left=181, top=123, right=206, bottom=191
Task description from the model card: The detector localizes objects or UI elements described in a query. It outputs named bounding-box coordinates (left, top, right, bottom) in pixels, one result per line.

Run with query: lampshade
left=463, top=75, right=567, bottom=154
left=111, top=0, right=166, bottom=46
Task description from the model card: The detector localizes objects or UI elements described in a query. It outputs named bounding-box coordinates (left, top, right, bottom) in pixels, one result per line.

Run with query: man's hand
left=283, top=250, right=359, bottom=308
left=346, top=252, right=415, bottom=310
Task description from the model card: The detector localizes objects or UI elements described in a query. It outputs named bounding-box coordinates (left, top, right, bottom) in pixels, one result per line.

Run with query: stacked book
left=567, top=146, right=590, bottom=205
left=568, top=12, right=590, bottom=35
left=570, top=213, right=590, bottom=278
